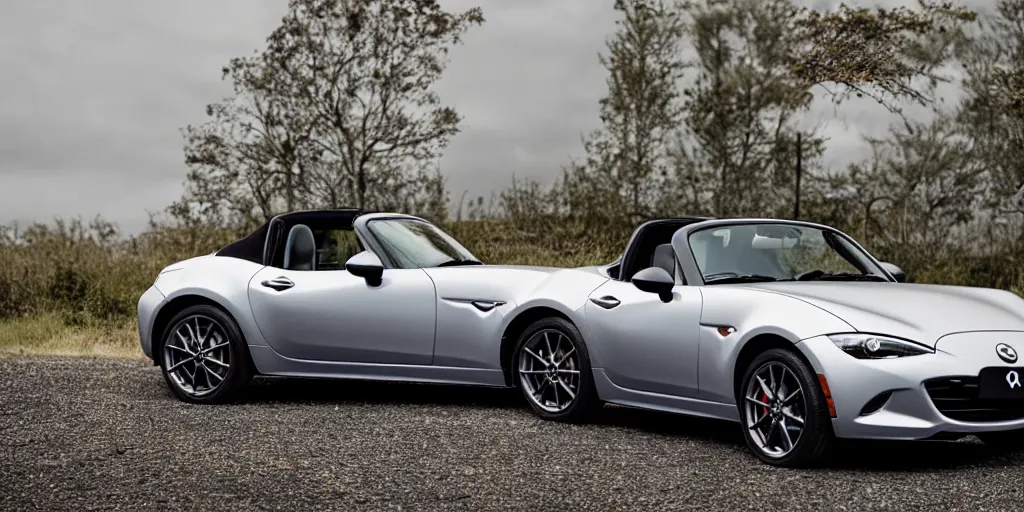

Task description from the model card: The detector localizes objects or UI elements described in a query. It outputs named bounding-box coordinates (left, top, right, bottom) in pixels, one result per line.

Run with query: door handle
left=589, top=296, right=620, bottom=309
left=260, top=277, right=294, bottom=292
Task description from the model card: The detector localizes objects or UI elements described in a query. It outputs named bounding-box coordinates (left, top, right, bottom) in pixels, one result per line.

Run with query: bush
left=0, top=218, right=235, bottom=326
left=2, top=215, right=1021, bottom=331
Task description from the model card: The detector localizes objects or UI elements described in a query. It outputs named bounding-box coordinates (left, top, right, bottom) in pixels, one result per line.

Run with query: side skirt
left=249, top=345, right=508, bottom=388
left=592, top=369, right=740, bottom=422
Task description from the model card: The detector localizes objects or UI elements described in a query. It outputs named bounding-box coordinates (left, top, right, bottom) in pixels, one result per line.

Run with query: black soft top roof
left=217, top=211, right=712, bottom=272
left=215, top=208, right=364, bottom=265
left=610, top=216, right=711, bottom=281
left=215, top=223, right=269, bottom=264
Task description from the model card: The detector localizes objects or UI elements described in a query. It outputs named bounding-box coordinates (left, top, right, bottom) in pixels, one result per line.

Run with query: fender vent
left=859, top=391, right=893, bottom=416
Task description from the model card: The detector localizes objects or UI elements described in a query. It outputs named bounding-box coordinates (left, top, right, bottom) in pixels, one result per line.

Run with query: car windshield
left=687, top=223, right=887, bottom=284
left=367, top=218, right=480, bottom=269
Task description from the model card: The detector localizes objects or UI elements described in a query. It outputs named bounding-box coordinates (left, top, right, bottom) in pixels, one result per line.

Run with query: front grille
left=925, top=376, right=1024, bottom=422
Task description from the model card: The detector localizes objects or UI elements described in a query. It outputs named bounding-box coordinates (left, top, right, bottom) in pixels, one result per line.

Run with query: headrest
left=652, top=244, right=676, bottom=280
left=284, top=224, right=316, bottom=271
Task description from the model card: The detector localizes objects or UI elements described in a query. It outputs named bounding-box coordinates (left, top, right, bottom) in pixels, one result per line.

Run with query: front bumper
left=798, top=332, right=1024, bottom=440
left=137, top=285, right=165, bottom=360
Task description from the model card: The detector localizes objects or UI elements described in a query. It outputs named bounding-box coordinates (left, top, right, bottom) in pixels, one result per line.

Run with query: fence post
left=793, top=132, right=802, bottom=220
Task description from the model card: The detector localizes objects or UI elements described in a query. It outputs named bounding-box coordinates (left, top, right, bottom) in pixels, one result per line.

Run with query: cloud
left=0, top=0, right=287, bottom=233
left=434, top=0, right=617, bottom=204
left=0, top=0, right=986, bottom=233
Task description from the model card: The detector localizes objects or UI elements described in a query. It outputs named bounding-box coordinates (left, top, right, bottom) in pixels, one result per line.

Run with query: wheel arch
left=732, top=333, right=817, bottom=404
left=150, top=294, right=242, bottom=366
left=499, top=306, right=576, bottom=386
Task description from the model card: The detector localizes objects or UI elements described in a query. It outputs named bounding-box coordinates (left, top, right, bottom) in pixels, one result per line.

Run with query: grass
left=0, top=217, right=627, bottom=360
left=0, top=313, right=143, bottom=360
left=2, top=215, right=1024, bottom=359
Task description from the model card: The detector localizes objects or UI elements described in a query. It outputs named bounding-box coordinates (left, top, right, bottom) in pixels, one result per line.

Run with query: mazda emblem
left=996, top=343, right=1018, bottom=364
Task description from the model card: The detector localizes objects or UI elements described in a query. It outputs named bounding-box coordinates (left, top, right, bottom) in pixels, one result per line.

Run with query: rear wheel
left=738, top=348, right=834, bottom=467
left=160, top=304, right=253, bottom=404
left=513, top=317, right=599, bottom=422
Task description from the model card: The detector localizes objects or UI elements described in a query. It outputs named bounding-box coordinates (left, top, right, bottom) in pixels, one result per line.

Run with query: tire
left=977, top=430, right=1024, bottom=451
left=737, top=348, right=834, bottom=467
left=159, top=304, right=254, bottom=404
left=512, top=316, right=599, bottom=422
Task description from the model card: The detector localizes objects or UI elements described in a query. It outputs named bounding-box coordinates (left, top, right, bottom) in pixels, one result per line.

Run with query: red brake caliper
left=761, top=390, right=769, bottom=419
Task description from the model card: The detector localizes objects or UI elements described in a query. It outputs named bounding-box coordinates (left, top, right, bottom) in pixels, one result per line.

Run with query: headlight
left=827, top=334, right=933, bottom=359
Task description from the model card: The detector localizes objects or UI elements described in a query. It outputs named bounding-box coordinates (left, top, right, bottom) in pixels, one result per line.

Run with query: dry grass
left=2, top=215, right=1024, bottom=360
left=0, top=216, right=628, bottom=360
left=0, top=314, right=144, bottom=360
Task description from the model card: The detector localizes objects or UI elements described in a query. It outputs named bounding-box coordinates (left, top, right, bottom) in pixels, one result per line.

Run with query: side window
left=314, top=229, right=363, bottom=270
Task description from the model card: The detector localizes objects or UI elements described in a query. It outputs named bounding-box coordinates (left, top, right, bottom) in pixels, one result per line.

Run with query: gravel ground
left=2, top=357, right=1023, bottom=511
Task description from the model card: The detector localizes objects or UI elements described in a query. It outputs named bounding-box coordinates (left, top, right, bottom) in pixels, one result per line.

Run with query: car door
left=584, top=279, right=702, bottom=397
left=247, top=265, right=437, bottom=365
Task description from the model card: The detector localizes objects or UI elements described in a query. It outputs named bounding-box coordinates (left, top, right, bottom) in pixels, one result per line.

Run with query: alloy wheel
left=743, top=361, right=807, bottom=458
left=162, top=315, right=231, bottom=398
left=518, top=329, right=581, bottom=413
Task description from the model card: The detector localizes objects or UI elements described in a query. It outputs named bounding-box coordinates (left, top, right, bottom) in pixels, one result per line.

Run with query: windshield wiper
left=436, top=258, right=484, bottom=267
left=796, top=270, right=887, bottom=282
left=703, top=273, right=785, bottom=285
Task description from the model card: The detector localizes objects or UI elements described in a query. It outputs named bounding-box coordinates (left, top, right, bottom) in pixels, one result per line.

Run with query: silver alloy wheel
left=162, top=315, right=231, bottom=397
left=518, top=329, right=581, bottom=413
left=743, top=361, right=806, bottom=458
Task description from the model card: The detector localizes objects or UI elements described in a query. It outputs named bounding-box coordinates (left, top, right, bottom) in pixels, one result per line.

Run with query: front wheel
left=738, top=348, right=834, bottom=467
left=513, top=317, right=599, bottom=422
left=160, top=304, right=253, bottom=404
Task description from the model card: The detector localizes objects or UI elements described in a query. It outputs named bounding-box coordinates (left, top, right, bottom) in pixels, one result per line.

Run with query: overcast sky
left=0, top=0, right=984, bottom=234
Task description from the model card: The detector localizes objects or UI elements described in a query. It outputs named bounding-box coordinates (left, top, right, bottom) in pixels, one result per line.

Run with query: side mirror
left=632, top=267, right=675, bottom=302
left=879, top=262, right=906, bottom=283
left=345, top=251, right=384, bottom=286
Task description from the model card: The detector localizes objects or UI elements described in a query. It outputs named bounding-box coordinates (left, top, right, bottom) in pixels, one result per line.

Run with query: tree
left=671, top=0, right=975, bottom=219
left=669, top=0, right=822, bottom=219
left=958, top=0, right=1024, bottom=230
left=815, top=118, right=983, bottom=255
left=791, top=0, right=974, bottom=118
left=175, top=0, right=483, bottom=228
left=563, top=0, right=687, bottom=225
left=177, top=55, right=310, bottom=228
left=560, top=0, right=973, bottom=225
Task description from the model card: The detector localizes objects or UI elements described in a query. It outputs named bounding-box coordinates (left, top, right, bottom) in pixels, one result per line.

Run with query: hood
left=741, top=282, right=1024, bottom=346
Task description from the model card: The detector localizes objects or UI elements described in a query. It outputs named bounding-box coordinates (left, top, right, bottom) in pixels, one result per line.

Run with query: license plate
left=979, top=367, right=1024, bottom=399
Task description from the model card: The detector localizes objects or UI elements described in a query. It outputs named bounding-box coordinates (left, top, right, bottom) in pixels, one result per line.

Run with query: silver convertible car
left=138, top=209, right=1024, bottom=466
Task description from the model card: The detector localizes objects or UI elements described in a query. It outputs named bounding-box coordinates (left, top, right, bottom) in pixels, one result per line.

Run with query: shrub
left=1, top=216, right=1021, bottom=331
